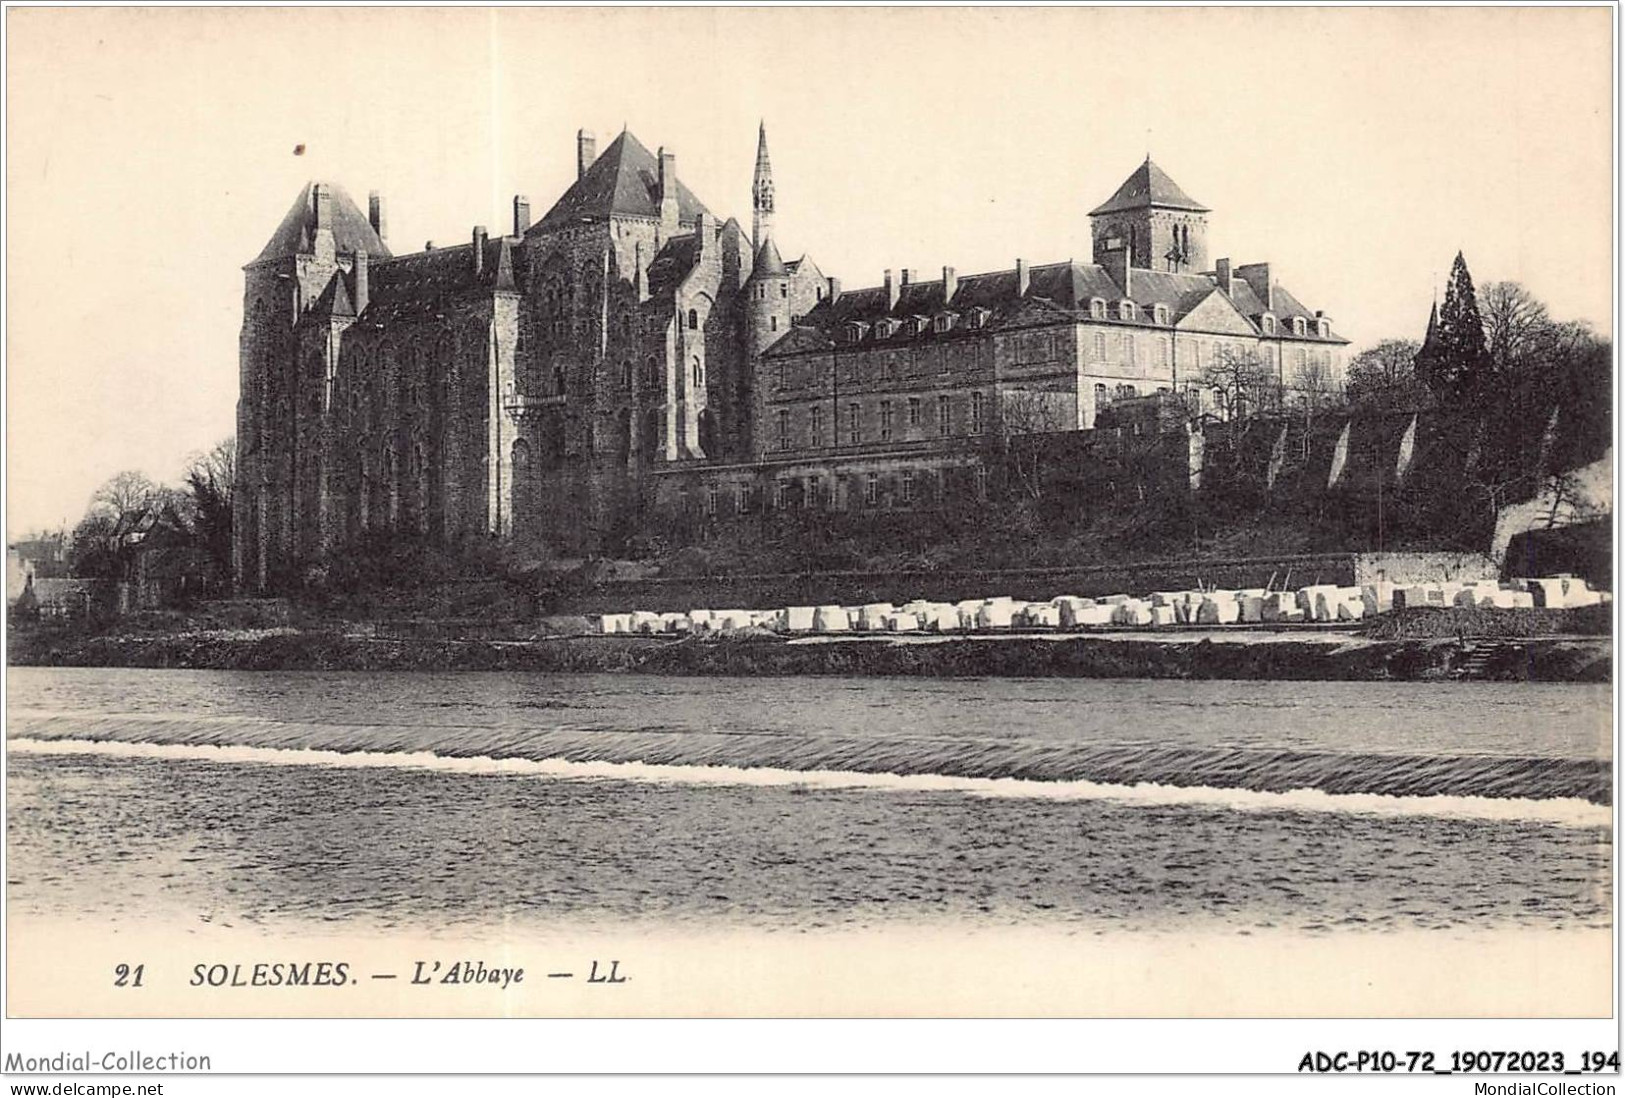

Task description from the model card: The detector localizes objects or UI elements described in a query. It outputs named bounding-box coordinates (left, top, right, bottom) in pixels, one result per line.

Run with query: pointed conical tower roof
left=1089, top=158, right=1210, bottom=216
left=752, top=120, right=777, bottom=252
left=532, top=130, right=714, bottom=233
left=753, top=121, right=773, bottom=188
left=752, top=237, right=787, bottom=279
left=254, top=182, right=391, bottom=263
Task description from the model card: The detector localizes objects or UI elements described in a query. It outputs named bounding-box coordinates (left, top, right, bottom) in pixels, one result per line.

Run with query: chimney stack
left=1214, top=257, right=1233, bottom=297
left=1236, top=263, right=1273, bottom=311
left=577, top=130, right=597, bottom=179
left=313, top=183, right=333, bottom=233
left=900, top=268, right=916, bottom=288
left=472, top=226, right=487, bottom=276
left=884, top=269, right=899, bottom=309
left=657, top=146, right=679, bottom=236
left=694, top=211, right=711, bottom=256
left=353, top=249, right=369, bottom=313
left=942, top=266, right=958, bottom=303
left=512, top=194, right=531, bottom=236
left=827, top=276, right=842, bottom=303
left=367, top=190, right=387, bottom=243
left=1102, top=241, right=1130, bottom=297
left=425, top=241, right=436, bottom=252
left=1015, top=258, right=1029, bottom=297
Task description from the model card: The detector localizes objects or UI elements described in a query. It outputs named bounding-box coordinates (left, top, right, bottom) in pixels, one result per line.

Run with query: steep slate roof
left=306, top=272, right=356, bottom=320
left=359, top=238, right=523, bottom=324
left=255, top=182, right=392, bottom=263
left=532, top=130, right=714, bottom=233
left=1088, top=158, right=1210, bottom=216
left=647, top=234, right=700, bottom=299
left=1227, top=279, right=1335, bottom=335
left=784, top=258, right=1345, bottom=351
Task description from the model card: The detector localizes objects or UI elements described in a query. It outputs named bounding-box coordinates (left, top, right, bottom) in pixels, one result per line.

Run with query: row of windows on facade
left=535, top=302, right=714, bottom=344
left=773, top=392, right=989, bottom=450
left=778, top=332, right=1334, bottom=393
left=681, top=467, right=992, bottom=516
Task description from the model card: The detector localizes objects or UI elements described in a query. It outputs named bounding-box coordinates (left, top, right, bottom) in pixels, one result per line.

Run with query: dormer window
left=1292, top=317, right=1307, bottom=337
left=1153, top=304, right=1169, bottom=326
left=933, top=311, right=956, bottom=334
left=907, top=315, right=930, bottom=337
left=843, top=322, right=869, bottom=344
left=966, top=307, right=990, bottom=330
left=874, top=318, right=899, bottom=339
left=1118, top=300, right=1136, bottom=321
left=1316, top=317, right=1331, bottom=338
left=1089, top=298, right=1106, bottom=320
left=1260, top=313, right=1276, bottom=335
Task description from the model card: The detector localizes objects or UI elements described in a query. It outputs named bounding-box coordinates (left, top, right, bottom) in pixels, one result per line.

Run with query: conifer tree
left=1420, top=251, right=1490, bottom=404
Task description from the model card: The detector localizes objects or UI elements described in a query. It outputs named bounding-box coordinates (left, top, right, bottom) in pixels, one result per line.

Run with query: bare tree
left=1345, top=338, right=1426, bottom=411
left=1478, top=280, right=1552, bottom=374
left=87, top=470, right=157, bottom=525
left=1200, top=346, right=1278, bottom=422
left=71, top=470, right=159, bottom=581
left=996, top=389, right=1071, bottom=500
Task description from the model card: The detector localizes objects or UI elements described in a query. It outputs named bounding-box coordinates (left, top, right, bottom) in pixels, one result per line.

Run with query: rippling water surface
left=5, top=668, right=1613, bottom=934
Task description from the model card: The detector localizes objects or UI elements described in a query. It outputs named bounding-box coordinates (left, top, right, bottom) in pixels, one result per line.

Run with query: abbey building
left=234, top=125, right=1347, bottom=590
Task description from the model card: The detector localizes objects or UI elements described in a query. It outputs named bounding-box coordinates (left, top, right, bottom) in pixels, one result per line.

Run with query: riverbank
left=6, top=625, right=1610, bottom=681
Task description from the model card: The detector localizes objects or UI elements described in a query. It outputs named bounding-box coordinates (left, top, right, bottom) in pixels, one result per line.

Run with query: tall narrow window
left=938, top=395, right=952, bottom=436
left=864, top=472, right=879, bottom=506
left=848, top=402, right=861, bottom=444
left=775, top=481, right=790, bottom=510
left=970, top=391, right=984, bottom=434
left=908, top=397, right=921, bottom=429
left=687, top=308, right=698, bottom=330
left=776, top=408, right=790, bottom=450
left=974, top=467, right=989, bottom=501
left=692, top=357, right=702, bottom=388
left=810, top=405, right=824, bottom=447
left=705, top=485, right=718, bottom=516
left=1093, top=332, right=1106, bottom=360
left=880, top=400, right=893, bottom=442
left=901, top=470, right=916, bottom=503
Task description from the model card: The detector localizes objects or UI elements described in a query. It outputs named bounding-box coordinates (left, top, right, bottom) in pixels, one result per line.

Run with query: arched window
left=1090, top=298, right=1106, bottom=319
left=1261, top=314, right=1276, bottom=335
left=644, top=356, right=659, bottom=390
left=691, top=357, right=702, bottom=388
left=1292, top=317, right=1307, bottom=337
left=687, top=308, right=698, bottom=330
left=1119, top=300, right=1136, bottom=321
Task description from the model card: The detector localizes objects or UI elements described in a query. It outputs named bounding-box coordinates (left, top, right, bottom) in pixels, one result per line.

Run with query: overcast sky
left=6, top=6, right=1612, bottom=536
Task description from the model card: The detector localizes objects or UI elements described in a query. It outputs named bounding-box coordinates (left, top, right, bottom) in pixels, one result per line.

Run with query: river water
left=5, top=668, right=1612, bottom=935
